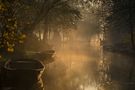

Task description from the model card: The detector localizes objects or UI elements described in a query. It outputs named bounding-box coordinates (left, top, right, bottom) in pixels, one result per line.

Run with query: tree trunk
left=128, top=0, right=135, bottom=86
left=128, top=1, right=135, bottom=50
left=43, top=24, right=48, bottom=42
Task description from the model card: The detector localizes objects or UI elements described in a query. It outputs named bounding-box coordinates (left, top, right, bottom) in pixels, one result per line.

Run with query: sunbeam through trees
left=0, top=0, right=135, bottom=90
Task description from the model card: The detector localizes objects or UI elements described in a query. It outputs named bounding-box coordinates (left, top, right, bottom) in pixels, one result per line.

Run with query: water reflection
left=85, top=85, right=97, bottom=90
left=43, top=37, right=100, bottom=90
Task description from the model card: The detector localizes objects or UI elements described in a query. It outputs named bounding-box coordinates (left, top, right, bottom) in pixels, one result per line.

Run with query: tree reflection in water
left=43, top=37, right=100, bottom=90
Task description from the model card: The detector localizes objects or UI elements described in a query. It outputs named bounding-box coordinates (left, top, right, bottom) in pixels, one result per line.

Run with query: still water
left=43, top=38, right=100, bottom=90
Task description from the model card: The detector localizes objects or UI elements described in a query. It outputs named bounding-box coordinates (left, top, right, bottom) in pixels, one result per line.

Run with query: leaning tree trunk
left=43, top=24, right=49, bottom=42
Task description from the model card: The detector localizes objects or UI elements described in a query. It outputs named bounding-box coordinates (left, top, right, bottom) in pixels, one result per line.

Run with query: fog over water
left=43, top=31, right=101, bottom=90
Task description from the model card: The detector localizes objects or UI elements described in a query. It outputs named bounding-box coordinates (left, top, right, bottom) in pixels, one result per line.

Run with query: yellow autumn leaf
left=0, top=3, right=6, bottom=11
left=7, top=42, right=10, bottom=46
left=7, top=48, right=14, bottom=52
left=14, top=23, right=17, bottom=27
left=22, top=34, right=26, bottom=38
left=19, top=40, right=24, bottom=43
left=8, top=19, right=12, bottom=21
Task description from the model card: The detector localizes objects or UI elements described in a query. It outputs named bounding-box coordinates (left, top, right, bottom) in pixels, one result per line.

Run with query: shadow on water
left=98, top=46, right=135, bottom=90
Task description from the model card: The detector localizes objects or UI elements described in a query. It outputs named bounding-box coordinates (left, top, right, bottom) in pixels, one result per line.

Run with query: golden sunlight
left=85, top=85, right=97, bottom=90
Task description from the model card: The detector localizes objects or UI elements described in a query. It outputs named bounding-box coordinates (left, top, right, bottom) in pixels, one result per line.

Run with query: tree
left=107, top=0, right=135, bottom=49
left=100, top=0, right=135, bottom=89
left=0, top=0, right=26, bottom=57
left=38, top=0, right=81, bottom=42
left=0, top=0, right=81, bottom=57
